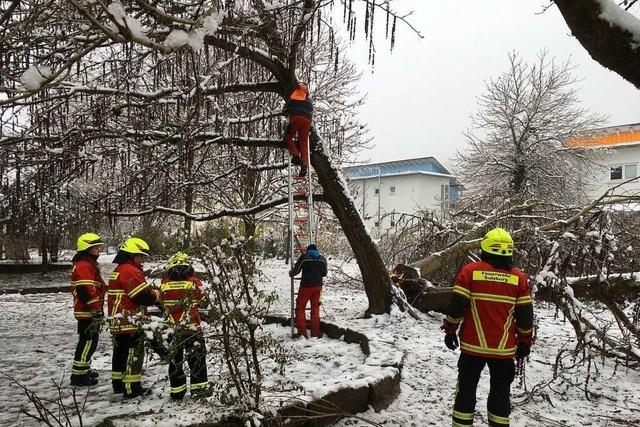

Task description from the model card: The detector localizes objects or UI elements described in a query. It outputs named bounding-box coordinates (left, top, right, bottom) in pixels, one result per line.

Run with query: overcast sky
left=344, top=0, right=640, bottom=170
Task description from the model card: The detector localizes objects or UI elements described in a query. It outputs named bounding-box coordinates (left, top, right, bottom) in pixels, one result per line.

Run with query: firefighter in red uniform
left=108, top=237, right=162, bottom=398
left=283, top=82, right=313, bottom=177
left=442, top=228, right=533, bottom=427
left=70, top=232, right=106, bottom=387
left=160, top=252, right=209, bottom=400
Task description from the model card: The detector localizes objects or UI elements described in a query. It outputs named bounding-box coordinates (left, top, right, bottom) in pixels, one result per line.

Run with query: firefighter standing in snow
left=283, top=83, right=313, bottom=177
left=442, top=228, right=534, bottom=427
left=289, top=244, right=327, bottom=338
left=160, top=252, right=209, bottom=400
left=70, top=233, right=106, bottom=387
left=108, top=237, right=162, bottom=398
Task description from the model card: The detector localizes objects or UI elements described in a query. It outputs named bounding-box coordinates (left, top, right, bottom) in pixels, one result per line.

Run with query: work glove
left=444, top=333, right=459, bottom=351
left=515, top=344, right=531, bottom=360
left=288, top=269, right=295, bottom=278
left=90, top=311, right=103, bottom=320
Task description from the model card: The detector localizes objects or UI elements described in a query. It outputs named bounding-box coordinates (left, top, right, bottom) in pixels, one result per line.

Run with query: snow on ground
left=0, top=258, right=639, bottom=426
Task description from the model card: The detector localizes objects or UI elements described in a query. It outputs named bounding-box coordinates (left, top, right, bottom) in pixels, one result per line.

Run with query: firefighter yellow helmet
left=76, top=232, right=104, bottom=252
left=480, top=228, right=514, bottom=257
left=120, top=237, right=150, bottom=256
left=167, top=251, right=192, bottom=270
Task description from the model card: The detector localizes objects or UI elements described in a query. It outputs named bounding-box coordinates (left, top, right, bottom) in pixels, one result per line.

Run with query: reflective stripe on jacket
left=446, top=261, right=533, bottom=359
left=107, top=262, right=158, bottom=335
left=71, top=257, right=106, bottom=320
left=160, top=276, right=206, bottom=331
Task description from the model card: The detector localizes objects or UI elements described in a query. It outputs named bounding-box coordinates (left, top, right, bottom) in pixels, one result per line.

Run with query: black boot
left=70, top=375, right=98, bottom=387
left=292, top=156, right=302, bottom=166
left=298, top=165, right=307, bottom=177
left=88, top=369, right=99, bottom=379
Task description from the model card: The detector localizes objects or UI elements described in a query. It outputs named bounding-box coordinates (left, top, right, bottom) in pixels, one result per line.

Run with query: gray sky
left=346, top=0, right=640, bottom=170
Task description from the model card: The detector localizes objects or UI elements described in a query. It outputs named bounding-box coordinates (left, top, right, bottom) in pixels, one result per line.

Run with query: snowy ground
left=0, top=258, right=639, bottom=426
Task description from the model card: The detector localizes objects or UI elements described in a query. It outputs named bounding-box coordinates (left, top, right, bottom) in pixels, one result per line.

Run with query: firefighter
left=289, top=244, right=327, bottom=338
left=160, top=252, right=209, bottom=400
left=442, top=228, right=534, bottom=427
left=69, top=232, right=106, bottom=387
left=283, top=82, right=313, bottom=177
left=108, top=237, right=162, bottom=398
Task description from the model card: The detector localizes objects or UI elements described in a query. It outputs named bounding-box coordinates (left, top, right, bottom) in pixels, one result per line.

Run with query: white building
left=569, top=123, right=640, bottom=200
left=343, top=157, right=460, bottom=234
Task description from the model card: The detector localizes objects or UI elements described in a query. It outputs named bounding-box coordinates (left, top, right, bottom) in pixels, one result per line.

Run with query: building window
left=610, top=165, right=623, bottom=180
left=390, top=220, right=395, bottom=226
left=390, top=186, right=396, bottom=194
left=374, top=221, right=379, bottom=227
left=374, top=188, right=380, bottom=196
left=625, top=164, right=637, bottom=179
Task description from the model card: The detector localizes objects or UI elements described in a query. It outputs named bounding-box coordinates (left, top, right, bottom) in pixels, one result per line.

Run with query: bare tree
left=0, top=1, right=422, bottom=313
left=455, top=51, right=603, bottom=205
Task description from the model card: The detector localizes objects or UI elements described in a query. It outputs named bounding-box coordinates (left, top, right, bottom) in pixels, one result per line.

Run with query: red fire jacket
left=160, top=276, right=206, bottom=331
left=71, top=256, right=106, bottom=320
left=107, top=261, right=159, bottom=335
left=445, top=261, right=533, bottom=359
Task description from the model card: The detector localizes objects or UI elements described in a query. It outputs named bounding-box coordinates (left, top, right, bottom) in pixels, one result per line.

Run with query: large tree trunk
left=310, top=130, right=393, bottom=315
left=554, top=0, right=640, bottom=89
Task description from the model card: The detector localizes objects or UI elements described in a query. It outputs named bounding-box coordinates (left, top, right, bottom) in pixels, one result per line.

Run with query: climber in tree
left=283, top=83, right=313, bottom=177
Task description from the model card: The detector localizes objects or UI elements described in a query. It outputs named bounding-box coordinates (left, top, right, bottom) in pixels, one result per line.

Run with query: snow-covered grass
left=0, top=258, right=639, bottom=426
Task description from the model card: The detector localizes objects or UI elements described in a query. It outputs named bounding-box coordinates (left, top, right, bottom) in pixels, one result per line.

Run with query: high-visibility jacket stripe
left=72, top=280, right=99, bottom=286
left=446, top=315, right=462, bottom=324
left=498, top=309, right=514, bottom=350
left=461, top=342, right=516, bottom=356
left=108, top=289, right=126, bottom=295
left=517, top=326, right=533, bottom=335
left=112, top=371, right=123, bottom=380
left=471, top=292, right=516, bottom=304
left=128, top=282, right=149, bottom=297
left=74, top=311, right=92, bottom=317
left=470, top=300, right=487, bottom=348
left=516, top=295, right=532, bottom=305
left=471, top=270, right=519, bottom=285
left=452, top=285, right=470, bottom=298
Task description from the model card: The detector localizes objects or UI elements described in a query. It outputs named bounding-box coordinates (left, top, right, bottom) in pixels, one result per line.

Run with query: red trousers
left=295, top=286, right=322, bottom=337
left=285, top=115, right=311, bottom=166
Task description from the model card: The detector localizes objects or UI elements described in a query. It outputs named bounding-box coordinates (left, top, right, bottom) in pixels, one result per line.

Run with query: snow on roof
left=567, top=122, right=640, bottom=148
left=343, top=156, right=453, bottom=180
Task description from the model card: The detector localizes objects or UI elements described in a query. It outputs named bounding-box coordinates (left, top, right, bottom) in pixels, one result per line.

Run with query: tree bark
left=399, top=274, right=640, bottom=314
left=554, top=0, right=640, bottom=89
left=310, top=130, right=393, bottom=314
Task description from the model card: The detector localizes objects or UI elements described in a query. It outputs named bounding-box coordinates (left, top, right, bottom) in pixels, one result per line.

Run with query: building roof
left=343, top=156, right=453, bottom=180
left=567, top=122, right=640, bottom=148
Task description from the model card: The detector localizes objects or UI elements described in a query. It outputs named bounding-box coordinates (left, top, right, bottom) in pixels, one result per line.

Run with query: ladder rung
left=294, top=217, right=309, bottom=223
left=294, top=203, right=308, bottom=209
left=293, top=189, right=307, bottom=196
left=293, top=176, right=307, bottom=182
left=295, top=231, right=309, bottom=237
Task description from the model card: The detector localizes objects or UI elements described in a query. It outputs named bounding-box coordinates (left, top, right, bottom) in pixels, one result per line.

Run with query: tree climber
left=69, top=232, right=106, bottom=387
left=289, top=244, right=327, bottom=338
left=108, top=237, right=162, bottom=398
left=442, top=228, right=534, bottom=427
left=160, top=252, right=209, bottom=400
left=283, top=82, right=313, bottom=177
